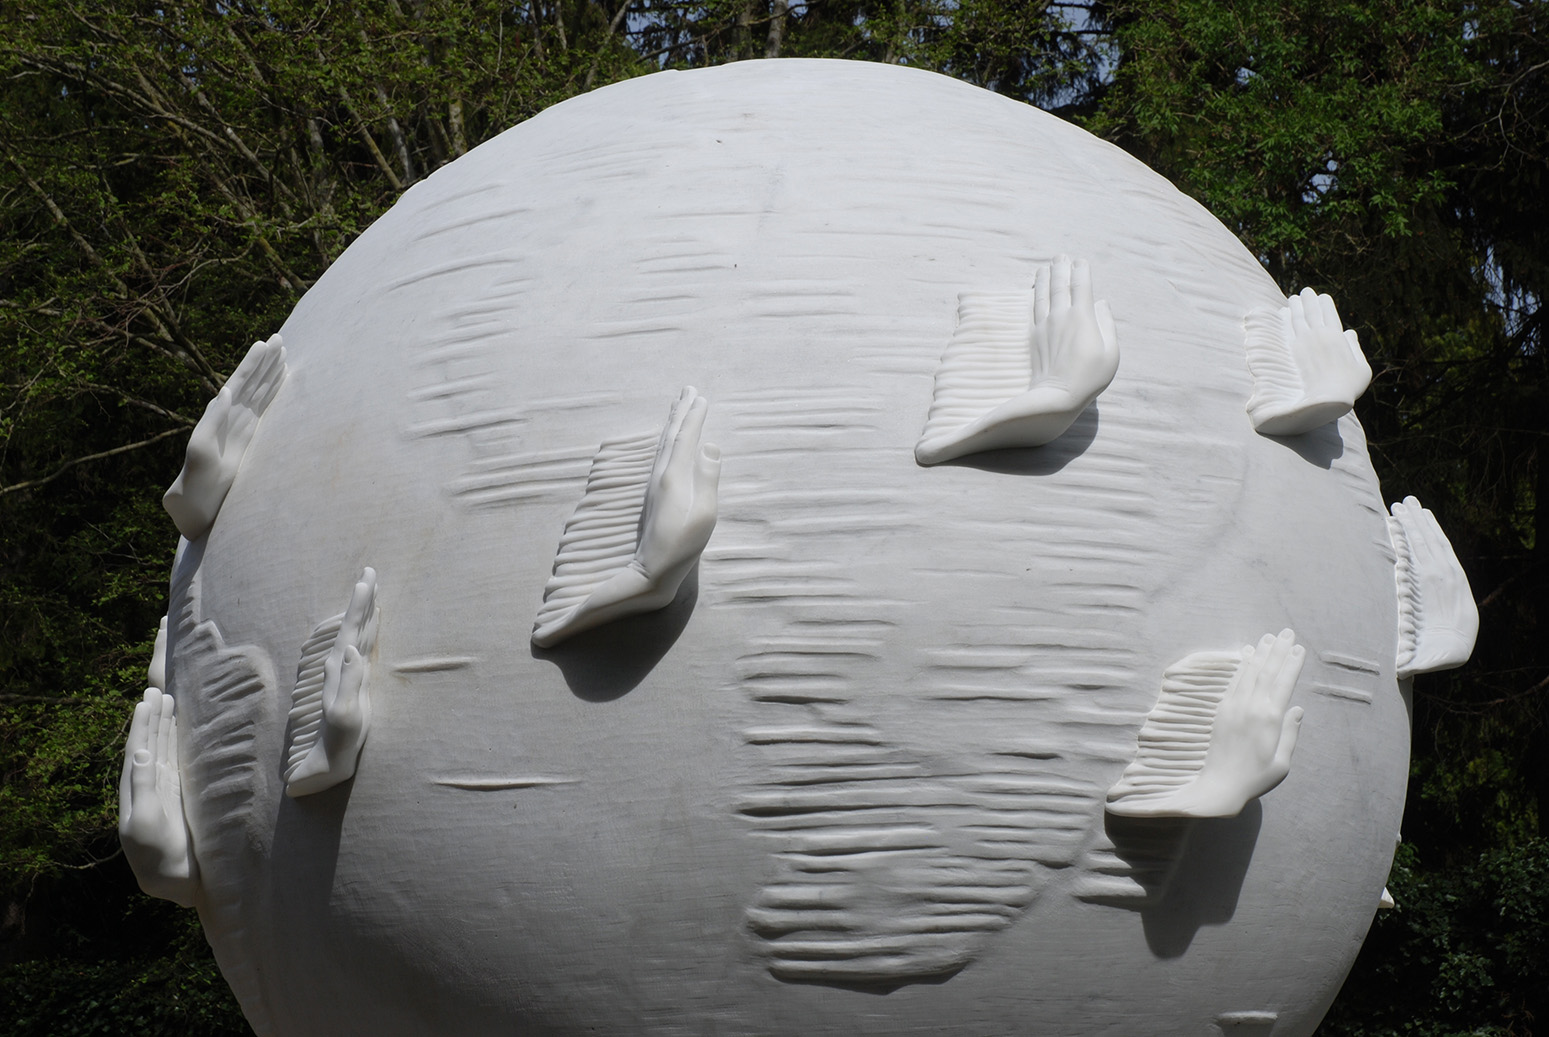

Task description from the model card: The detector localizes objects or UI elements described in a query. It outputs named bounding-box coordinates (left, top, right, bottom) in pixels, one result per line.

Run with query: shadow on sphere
left=1264, top=420, right=1344, bottom=469
left=532, top=565, right=699, bottom=703
left=938, top=404, right=1100, bottom=476
left=269, top=777, right=352, bottom=957
left=1141, top=800, right=1263, bottom=958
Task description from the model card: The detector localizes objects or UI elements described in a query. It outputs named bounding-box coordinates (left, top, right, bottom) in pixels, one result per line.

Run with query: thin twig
left=0, top=426, right=187, bottom=497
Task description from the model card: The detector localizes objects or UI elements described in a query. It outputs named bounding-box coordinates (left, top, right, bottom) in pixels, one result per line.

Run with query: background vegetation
left=2, top=0, right=1542, bottom=1032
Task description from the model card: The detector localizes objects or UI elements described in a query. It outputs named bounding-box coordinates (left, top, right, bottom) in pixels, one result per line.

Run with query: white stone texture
left=160, top=60, right=1410, bottom=1037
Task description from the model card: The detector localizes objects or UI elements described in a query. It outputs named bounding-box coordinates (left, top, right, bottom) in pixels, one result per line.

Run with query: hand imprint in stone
left=287, top=569, right=378, bottom=797
left=163, top=334, right=287, bottom=540
left=532, top=388, right=721, bottom=647
left=1390, top=496, right=1478, bottom=678
left=1110, top=630, right=1306, bottom=819
left=119, top=688, right=199, bottom=906
left=915, top=255, right=1118, bottom=465
left=1245, top=288, right=1371, bottom=436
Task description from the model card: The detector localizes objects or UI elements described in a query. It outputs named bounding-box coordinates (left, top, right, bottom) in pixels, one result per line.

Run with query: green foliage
left=1323, top=840, right=1549, bottom=1036
left=1, top=872, right=246, bottom=1035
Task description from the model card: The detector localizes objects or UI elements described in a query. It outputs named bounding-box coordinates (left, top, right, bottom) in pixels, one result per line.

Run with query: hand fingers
left=653, top=388, right=693, bottom=480
left=1319, top=291, right=1341, bottom=329
left=1095, top=299, right=1118, bottom=356
left=119, top=699, right=148, bottom=826
left=1070, top=257, right=1094, bottom=312
left=155, top=690, right=175, bottom=764
left=332, top=645, right=367, bottom=733
left=696, top=441, right=723, bottom=490
left=1272, top=705, right=1304, bottom=776
left=149, top=616, right=168, bottom=691
left=1233, top=640, right=1264, bottom=692
left=1244, top=632, right=1283, bottom=695
left=1397, top=497, right=1439, bottom=565
left=1032, top=263, right=1050, bottom=327
left=157, top=696, right=181, bottom=803
left=1260, top=629, right=1305, bottom=709
left=362, top=605, right=380, bottom=658
left=667, top=391, right=710, bottom=483
left=129, top=693, right=160, bottom=806
left=1288, top=292, right=1309, bottom=335
left=246, top=343, right=287, bottom=414
left=341, top=569, right=378, bottom=646
left=1050, top=254, right=1073, bottom=311
left=224, top=339, right=267, bottom=395
left=1298, top=287, right=1323, bottom=327
left=1344, top=328, right=1365, bottom=361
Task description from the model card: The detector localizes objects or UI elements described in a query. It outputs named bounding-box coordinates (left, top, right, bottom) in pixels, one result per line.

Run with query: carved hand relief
left=1388, top=496, right=1478, bottom=678
left=1107, top=630, right=1306, bottom=819
left=284, top=569, right=380, bottom=797
left=915, top=255, right=1118, bottom=465
left=148, top=614, right=169, bottom=692
left=119, top=687, right=200, bottom=907
left=1243, top=288, right=1372, bottom=436
left=532, top=387, right=721, bottom=648
left=163, top=334, right=288, bottom=540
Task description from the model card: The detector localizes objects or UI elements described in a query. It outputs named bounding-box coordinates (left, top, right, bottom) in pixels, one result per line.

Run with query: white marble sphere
left=168, top=59, right=1407, bottom=1036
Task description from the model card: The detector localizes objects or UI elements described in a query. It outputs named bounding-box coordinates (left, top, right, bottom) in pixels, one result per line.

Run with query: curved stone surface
left=166, top=59, right=1407, bottom=1037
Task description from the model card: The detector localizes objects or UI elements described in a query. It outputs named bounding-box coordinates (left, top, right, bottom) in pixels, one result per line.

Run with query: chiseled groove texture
left=1069, top=822, right=1186, bottom=904
left=282, top=613, right=343, bottom=781
left=533, top=430, right=657, bottom=629
left=169, top=570, right=277, bottom=1037
left=1106, top=651, right=1241, bottom=802
left=401, top=199, right=637, bottom=512
left=718, top=372, right=1197, bottom=981
left=1242, top=305, right=1302, bottom=421
left=917, top=291, right=1030, bottom=446
left=360, top=63, right=1398, bottom=1011
left=1388, top=513, right=1420, bottom=671
left=1335, top=416, right=1398, bottom=548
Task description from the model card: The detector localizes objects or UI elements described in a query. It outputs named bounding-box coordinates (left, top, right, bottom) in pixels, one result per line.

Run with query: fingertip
left=133, top=749, right=153, bottom=767
left=701, top=442, right=722, bottom=462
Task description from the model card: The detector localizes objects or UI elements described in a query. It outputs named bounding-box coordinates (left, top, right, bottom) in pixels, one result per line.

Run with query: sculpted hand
left=286, top=569, right=378, bottom=797
left=1390, top=497, right=1478, bottom=678
left=163, top=334, right=287, bottom=540
left=1245, top=288, right=1371, bottom=436
left=532, top=388, right=721, bottom=647
left=119, top=688, right=200, bottom=906
left=916, top=255, right=1118, bottom=465
left=1109, top=630, right=1305, bottom=819
left=148, top=615, right=168, bottom=691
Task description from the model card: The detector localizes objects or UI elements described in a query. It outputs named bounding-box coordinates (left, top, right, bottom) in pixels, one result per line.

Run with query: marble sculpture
left=120, top=60, right=1478, bottom=1036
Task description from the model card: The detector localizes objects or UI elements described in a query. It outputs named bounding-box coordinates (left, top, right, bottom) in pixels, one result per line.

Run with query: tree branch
left=0, top=427, right=187, bottom=498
